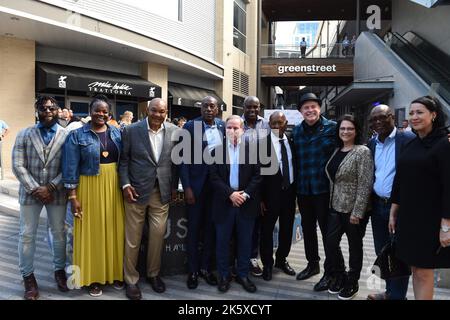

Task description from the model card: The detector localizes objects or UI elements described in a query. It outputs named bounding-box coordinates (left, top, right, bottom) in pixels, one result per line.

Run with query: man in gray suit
left=119, top=98, right=179, bottom=299
left=12, top=95, right=69, bottom=300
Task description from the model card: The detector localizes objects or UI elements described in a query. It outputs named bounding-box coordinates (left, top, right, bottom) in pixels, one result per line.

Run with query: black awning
left=37, top=62, right=161, bottom=100
left=330, top=80, right=394, bottom=107
left=168, top=82, right=227, bottom=111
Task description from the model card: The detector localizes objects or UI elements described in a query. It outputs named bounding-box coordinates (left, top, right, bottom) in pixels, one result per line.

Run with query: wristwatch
left=441, top=225, right=450, bottom=233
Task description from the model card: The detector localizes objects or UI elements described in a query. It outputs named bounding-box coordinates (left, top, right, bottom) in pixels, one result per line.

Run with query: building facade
left=0, top=0, right=259, bottom=177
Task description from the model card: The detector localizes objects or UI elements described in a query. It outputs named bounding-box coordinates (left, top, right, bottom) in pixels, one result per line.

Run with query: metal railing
left=260, top=43, right=355, bottom=59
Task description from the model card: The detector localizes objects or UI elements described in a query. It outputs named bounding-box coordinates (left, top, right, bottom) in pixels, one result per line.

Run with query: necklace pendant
left=102, top=151, right=109, bottom=158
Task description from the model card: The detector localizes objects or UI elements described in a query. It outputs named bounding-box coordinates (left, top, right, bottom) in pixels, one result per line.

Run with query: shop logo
left=58, top=76, right=67, bottom=88
left=149, top=87, right=155, bottom=98
left=88, top=81, right=132, bottom=95
left=277, top=64, right=337, bottom=75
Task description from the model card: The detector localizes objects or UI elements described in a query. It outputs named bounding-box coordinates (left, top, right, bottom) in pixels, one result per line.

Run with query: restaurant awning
left=330, top=79, right=395, bottom=107
left=168, top=82, right=227, bottom=111
left=36, top=62, right=161, bottom=100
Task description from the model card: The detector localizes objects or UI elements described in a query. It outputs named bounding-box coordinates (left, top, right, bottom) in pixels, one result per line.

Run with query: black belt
left=373, top=194, right=391, bottom=205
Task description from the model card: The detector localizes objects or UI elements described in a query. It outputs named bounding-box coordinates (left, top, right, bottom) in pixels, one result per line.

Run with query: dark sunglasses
left=37, top=105, right=58, bottom=112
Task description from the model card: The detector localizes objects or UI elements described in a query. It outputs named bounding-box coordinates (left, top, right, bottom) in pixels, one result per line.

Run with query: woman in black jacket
left=389, top=96, right=450, bottom=300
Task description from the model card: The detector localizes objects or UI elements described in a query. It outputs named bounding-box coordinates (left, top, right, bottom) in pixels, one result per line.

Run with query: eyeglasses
left=37, top=105, right=58, bottom=112
left=339, top=127, right=355, bottom=132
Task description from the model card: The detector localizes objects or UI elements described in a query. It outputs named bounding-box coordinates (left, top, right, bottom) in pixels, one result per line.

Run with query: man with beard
left=12, top=95, right=69, bottom=300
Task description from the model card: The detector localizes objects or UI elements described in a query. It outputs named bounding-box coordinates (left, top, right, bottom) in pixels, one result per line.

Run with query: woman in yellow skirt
left=62, top=95, right=124, bottom=297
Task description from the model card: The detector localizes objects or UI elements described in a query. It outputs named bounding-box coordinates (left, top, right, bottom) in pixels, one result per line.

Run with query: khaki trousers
left=123, top=186, right=169, bottom=285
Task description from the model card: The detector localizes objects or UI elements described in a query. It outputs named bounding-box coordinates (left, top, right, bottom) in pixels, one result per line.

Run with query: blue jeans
left=371, top=199, right=409, bottom=300
left=18, top=204, right=67, bottom=277
left=47, top=203, right=74, bottom=268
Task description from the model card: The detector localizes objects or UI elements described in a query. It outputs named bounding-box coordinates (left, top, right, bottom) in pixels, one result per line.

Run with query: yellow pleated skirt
left=73, top=163, right=125, bottom=287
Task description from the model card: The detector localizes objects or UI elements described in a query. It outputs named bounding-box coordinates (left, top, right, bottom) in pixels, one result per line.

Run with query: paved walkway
left=1, top=211, right=449, bottom=300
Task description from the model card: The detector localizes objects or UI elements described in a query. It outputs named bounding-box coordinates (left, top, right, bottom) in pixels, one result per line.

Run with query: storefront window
left=70, top=101, right=89, bottom=118
left=116, top=101, right=138, bottom=123
left=233, top=1, right=247, bottom=53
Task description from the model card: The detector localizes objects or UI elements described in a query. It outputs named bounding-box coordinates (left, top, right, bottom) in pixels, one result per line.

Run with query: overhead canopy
left=168, top=82, right=227, bottom=111
left=330, top=79, right=394, bottom=106
left=262, top=0, right=392, bottom=21
left=37, top=62, right=161, bottom=100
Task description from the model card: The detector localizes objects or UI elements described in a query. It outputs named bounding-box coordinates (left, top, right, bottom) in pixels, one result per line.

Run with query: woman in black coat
left=389, top=96, right=450, bottom=300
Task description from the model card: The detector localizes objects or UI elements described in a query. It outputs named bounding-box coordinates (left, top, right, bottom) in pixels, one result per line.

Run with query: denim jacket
left=62, top=123, right=122, bottom=189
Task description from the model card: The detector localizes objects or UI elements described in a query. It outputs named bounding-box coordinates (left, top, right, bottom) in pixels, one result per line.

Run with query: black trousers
left=260, top=185, right=296, bottom=267
left=297, top=193, right=344, bottom=275
left=326, top=209, right=368, bottom=281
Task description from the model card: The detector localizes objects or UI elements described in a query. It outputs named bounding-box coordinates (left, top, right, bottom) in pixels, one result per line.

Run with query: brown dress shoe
left=54, top=270, right=69, bottom=292
left=367, top=292, right=388, bottom=300
left=23, top=273, right=39, bottom=300
left=126, top=284, right=142, bottom=300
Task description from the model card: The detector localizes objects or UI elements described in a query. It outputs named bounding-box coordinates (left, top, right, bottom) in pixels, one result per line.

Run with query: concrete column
left=139, top=62, right=168, bottom=120
left=0, top=36, right=35, bottom=179
left=215, top=0, right=233, bottom=119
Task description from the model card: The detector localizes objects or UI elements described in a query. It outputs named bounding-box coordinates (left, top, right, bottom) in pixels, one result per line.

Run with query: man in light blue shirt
left=0, top=119, right=9, bottom=141
left=209, top=115, right=262, bottom=294
left=367, top=105, right=415, bottom=300
left=179, top=96, right=225, bottom=290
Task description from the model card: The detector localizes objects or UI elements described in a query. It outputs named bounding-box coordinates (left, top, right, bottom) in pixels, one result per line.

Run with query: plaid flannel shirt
left=292, top=116, right=337, bottom=196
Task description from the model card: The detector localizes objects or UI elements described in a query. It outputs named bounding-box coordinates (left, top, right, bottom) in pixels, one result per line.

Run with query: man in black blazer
left=209, top=115, right=262, bottom=293
left=260, top=112, right=297, bottom=281
left=366, top=104, right=414, bottom=300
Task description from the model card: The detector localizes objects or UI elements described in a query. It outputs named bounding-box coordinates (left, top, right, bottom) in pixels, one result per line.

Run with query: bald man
left=260, top=112, right=297, bottom=281
left=366, top=104, right=414, bottom=300
left=119, top=98, right=180, bottom=299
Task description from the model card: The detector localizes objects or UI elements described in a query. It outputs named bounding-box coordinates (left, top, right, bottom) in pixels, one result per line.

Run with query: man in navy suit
left=180, top=96, right=225, bottom=289
left=209, top=115, right=262, bottom=293
left=366, top=104, right=414, bottom=300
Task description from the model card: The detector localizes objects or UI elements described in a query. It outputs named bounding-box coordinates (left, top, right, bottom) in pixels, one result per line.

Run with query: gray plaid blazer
left=12, top=124, right=69, bottom=205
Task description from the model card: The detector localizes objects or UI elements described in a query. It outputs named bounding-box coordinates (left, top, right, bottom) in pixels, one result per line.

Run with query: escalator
left=385, top=31, right=450, bottom=112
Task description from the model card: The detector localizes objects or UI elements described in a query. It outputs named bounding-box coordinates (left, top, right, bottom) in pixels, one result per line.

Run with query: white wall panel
left=38, top=0, right=217, bottom=61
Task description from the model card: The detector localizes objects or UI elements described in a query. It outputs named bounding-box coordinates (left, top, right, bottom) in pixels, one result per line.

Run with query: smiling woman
left=389, top=96, right=450, bottom=300
left=62, top=94, right=125, bottom=297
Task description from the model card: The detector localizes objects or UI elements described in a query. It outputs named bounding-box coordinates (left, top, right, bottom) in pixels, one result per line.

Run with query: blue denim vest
left=62, top=123, right=122, bottom=187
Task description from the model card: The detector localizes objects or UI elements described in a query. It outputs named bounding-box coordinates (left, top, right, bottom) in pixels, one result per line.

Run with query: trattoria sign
left=88, top=81, right=133, bottom=96
left=37, top=63, right=162, bottom=99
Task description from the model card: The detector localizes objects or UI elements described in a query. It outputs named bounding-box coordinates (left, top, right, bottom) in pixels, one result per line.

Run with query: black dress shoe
left=313, top=274, right=331, bottom=292
left=274, top=260, right=296, bottom=276
left=199, top=270, right=218, bottom=286
left=147, top=275, right=166, bottom=293
left=218, top=277, right=230, bottom=293
left=262, top=267, right=272, bottom=281
left=187, top=272, right=198, bottom=289
left=296, top=263, right=320, bottom=280
left=126, top=284, right=142, bottom=300
left=235, top=277, right=257, bottom=293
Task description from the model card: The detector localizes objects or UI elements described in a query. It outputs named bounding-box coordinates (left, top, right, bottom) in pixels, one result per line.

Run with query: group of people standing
left=11, top=90, right=450, bottom=301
